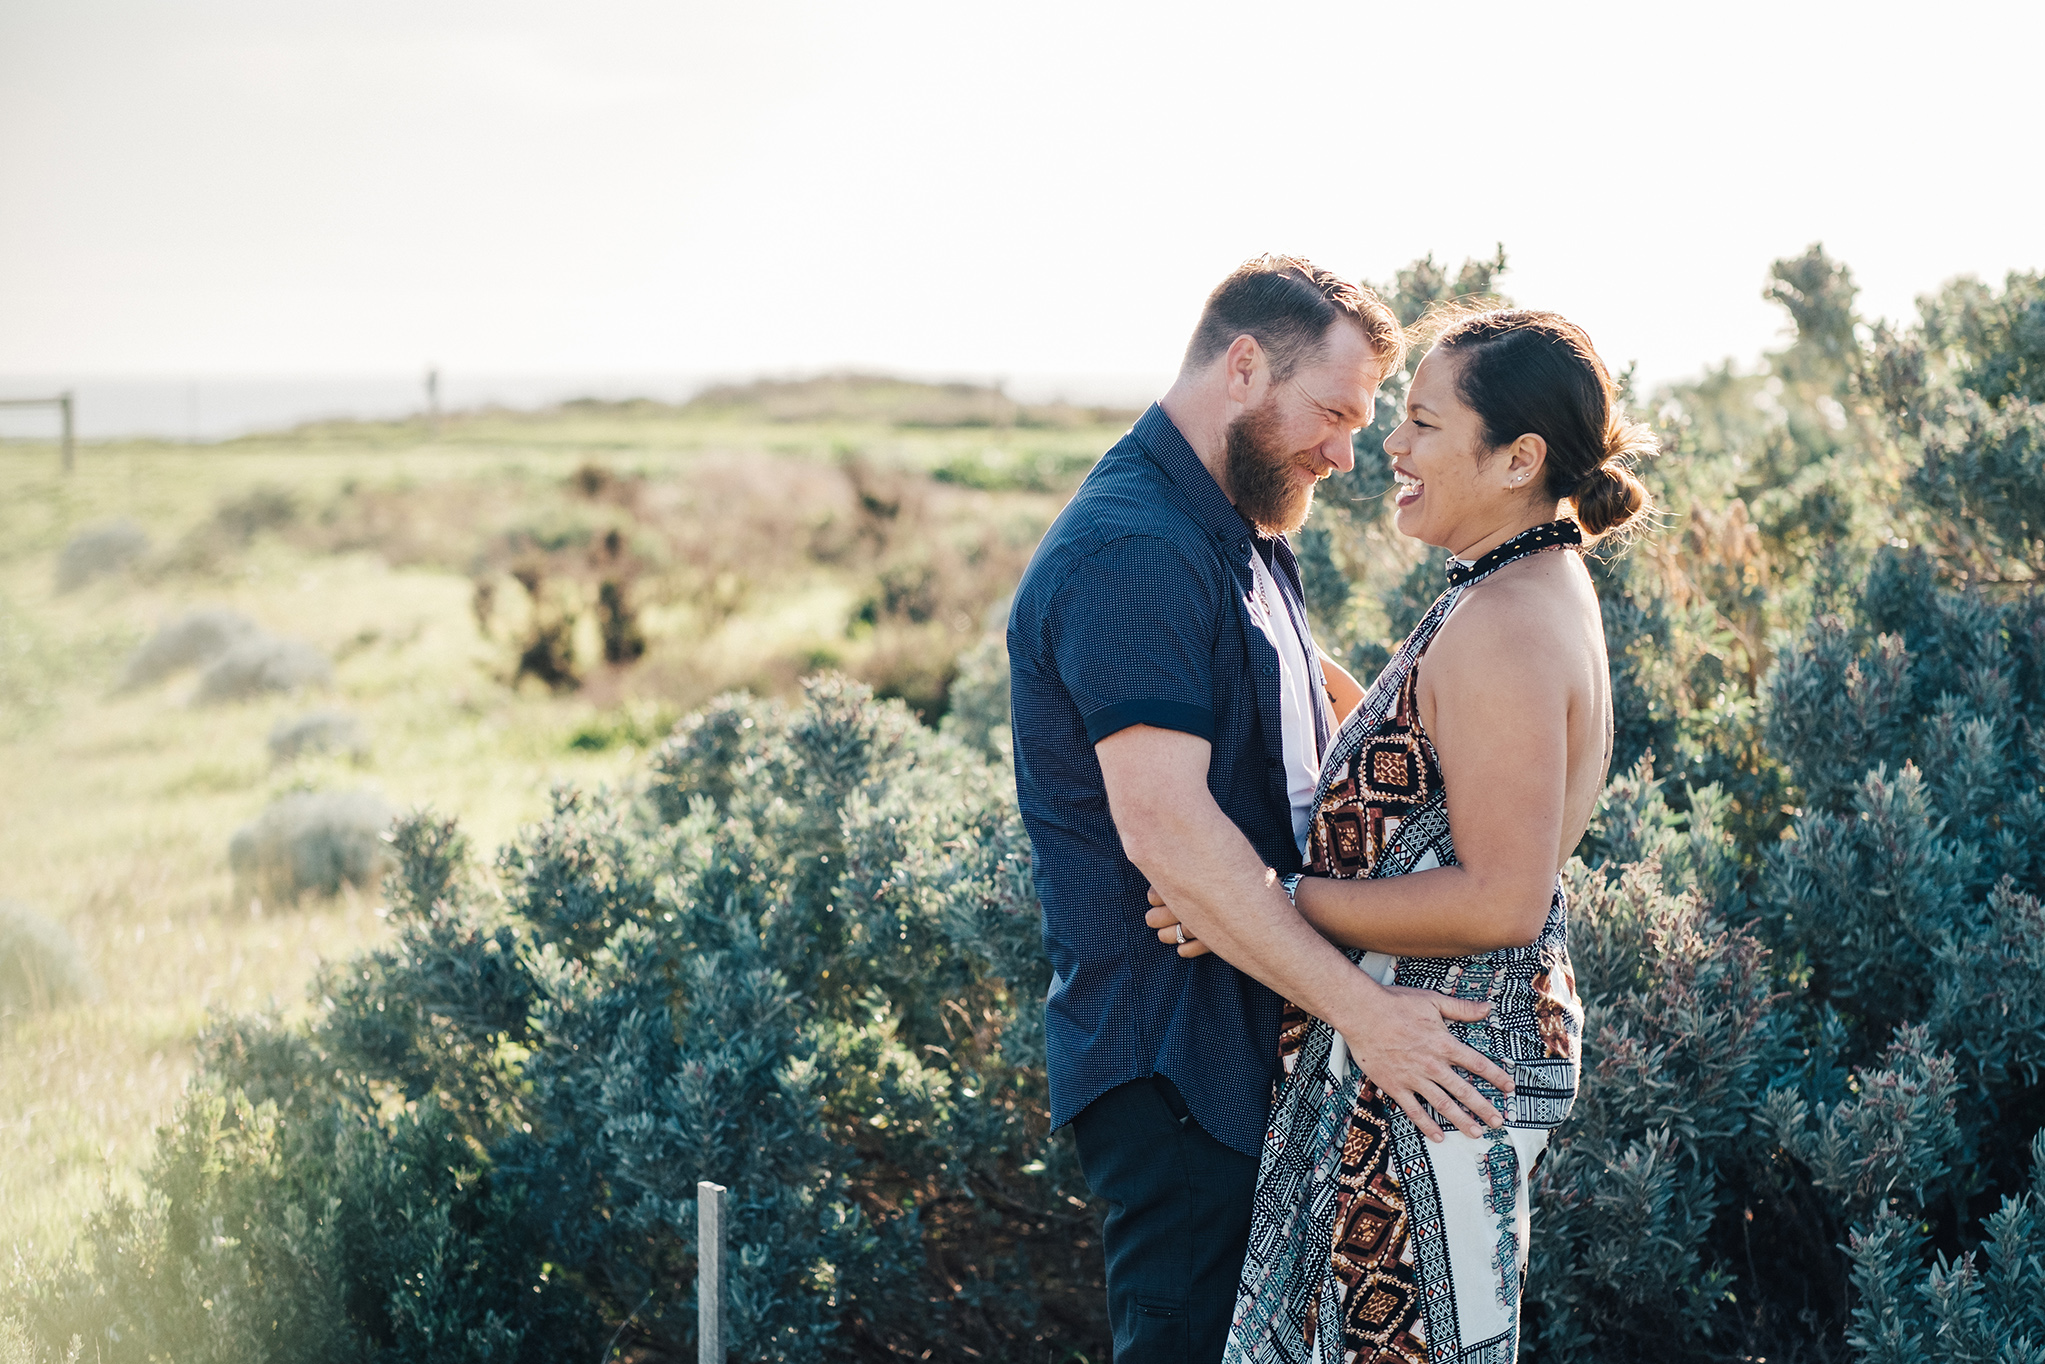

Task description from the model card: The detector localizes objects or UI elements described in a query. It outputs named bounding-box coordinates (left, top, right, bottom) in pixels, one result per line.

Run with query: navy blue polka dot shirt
left=1008, top=403, right=1327, bottom=1157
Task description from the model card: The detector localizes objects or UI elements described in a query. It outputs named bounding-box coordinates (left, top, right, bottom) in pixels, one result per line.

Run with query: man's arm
left=1149, top=588, right=1570, bottom=959
left=1095, top=723, right=1513, bottom=1141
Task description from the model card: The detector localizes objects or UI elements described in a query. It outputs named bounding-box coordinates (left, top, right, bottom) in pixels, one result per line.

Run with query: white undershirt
left=1247, top=549, right=1321, bottom=858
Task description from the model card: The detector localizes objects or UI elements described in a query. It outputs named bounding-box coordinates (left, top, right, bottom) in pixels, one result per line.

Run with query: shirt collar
left=1130, top=403, right=1255, bottom=550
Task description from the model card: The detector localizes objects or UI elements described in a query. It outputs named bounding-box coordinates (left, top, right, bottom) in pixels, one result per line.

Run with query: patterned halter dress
left=1224, top=520, right=1588, bottom=1364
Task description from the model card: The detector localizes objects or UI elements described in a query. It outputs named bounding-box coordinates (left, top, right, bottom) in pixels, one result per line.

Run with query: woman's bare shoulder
left=1425, top=555, right=1592, bottom=681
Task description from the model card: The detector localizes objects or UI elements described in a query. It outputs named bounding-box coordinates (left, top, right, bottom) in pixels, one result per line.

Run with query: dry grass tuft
left=193, top=634, right=333, bottom=704
left=267, top=709, right=370, bottom=764
left=228, top=789, right=395, bottom=903
left=0, top=902, right=94, bottom=1016
left=55, top=520, right=149, bottom=593
left=118, top=608, right=257, bottom=690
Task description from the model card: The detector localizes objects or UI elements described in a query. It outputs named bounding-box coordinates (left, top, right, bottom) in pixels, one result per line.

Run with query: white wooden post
left=697, top=1180, right=726, bottom=1364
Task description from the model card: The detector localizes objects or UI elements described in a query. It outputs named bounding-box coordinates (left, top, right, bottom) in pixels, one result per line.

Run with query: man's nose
left=1320, top=429, right=1356, bottom=473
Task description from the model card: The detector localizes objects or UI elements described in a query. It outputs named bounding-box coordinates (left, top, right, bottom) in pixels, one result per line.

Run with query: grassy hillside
left=0, top=376, right=1131, bottom=1258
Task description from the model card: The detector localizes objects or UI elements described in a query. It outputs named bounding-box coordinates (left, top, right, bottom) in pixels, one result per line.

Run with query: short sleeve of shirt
left=1046, top=534, right=1219, bottom=745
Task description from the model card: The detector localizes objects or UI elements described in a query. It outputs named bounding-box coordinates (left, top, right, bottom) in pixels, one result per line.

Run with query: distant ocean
left=0, top=372, right=1168, bottom=444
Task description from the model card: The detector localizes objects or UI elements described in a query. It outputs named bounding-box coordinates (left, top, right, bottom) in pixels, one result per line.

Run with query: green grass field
left=0, top=381, right=1127, bottom=1259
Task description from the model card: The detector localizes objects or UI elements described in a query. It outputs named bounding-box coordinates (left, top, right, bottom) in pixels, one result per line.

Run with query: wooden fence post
left=0, top=394, right=75, bottom=473
left=697, top=1181, right=726, bottom=1364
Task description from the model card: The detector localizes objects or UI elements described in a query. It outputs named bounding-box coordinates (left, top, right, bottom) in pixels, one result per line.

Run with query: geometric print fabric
left=1224, top=530, right=1587, bottom=1364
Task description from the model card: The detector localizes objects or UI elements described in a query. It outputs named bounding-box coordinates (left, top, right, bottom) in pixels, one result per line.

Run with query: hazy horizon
left=4, top=0, right=2038, bottom=407
left=0, top=368, right=1173, bottom=441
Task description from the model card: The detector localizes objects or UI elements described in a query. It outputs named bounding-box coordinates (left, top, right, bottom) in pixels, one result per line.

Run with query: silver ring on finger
left=1174, top=923, right=1186, bottom=945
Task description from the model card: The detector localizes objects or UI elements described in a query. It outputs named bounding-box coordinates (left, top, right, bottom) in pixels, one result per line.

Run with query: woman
left=1149, top=309, right=1656, bottom=1363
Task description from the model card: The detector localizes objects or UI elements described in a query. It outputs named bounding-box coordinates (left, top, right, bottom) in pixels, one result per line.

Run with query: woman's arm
left=1152, top=586, right=1569, bottom=958
left=1319, top=648, right=1366, bottom=724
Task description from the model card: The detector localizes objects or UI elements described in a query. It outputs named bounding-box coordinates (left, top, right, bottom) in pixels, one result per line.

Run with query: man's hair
left=1182, top=255, right=1406, bottom=383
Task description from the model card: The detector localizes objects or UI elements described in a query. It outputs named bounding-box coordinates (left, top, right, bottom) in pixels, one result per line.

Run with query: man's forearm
left=1096, top=725, right=1513, bottom=1137
left=1118, top=794, right=1387, bottom=1037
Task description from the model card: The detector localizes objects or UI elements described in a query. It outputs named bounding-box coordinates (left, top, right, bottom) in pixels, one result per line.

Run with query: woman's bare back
left=1417, top=545, right=1612, bottom=876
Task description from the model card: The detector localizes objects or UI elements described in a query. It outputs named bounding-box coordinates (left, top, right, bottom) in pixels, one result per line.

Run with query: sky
left=1, top=0, right=2039, bottom=399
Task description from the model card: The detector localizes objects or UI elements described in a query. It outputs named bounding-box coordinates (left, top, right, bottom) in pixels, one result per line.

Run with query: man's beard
left=1224, top=398, right=1323, bottom=536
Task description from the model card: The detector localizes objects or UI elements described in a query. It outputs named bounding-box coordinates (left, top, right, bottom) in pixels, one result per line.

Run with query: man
left=1007, top=256, right=1512, bottom=1361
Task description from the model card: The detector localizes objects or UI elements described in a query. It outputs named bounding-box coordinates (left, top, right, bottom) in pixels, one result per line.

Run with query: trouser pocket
left=1125, top=1294, right=1188, bottom=1360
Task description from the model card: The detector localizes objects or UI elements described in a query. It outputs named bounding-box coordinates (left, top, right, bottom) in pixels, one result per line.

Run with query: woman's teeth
left=1395, top=473, right=1422, bottom=504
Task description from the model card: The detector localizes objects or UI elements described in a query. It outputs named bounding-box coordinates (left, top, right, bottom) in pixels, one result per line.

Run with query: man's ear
left=1502, top=433, right=1549, bottom=492
left=1223, top=334, right=1269, bottom=408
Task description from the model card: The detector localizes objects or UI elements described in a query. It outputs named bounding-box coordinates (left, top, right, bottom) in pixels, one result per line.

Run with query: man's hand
left=1148, top=885, right=1511, bottom=1140
left=1097, top=725, right=1511, bottom=1142
left=1343, top=987, right=1510, bottom=1141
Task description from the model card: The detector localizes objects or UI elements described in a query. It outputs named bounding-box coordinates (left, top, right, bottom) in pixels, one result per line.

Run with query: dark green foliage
left=939, top=632, right=1013, bottom=761
left=1525, top=858, right=1785, bottom=1357
left=1847, top=1130, right=2045, bottom=1364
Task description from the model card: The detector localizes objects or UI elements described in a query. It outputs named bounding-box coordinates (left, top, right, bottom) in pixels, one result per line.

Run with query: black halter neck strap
left=1443, top=518, right=1583, bottom=587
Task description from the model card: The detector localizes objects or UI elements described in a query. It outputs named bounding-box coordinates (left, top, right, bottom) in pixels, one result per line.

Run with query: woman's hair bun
left=1573, top=417, right=1657, bottom=539
left=1433, top=310, right=1659, bottom=545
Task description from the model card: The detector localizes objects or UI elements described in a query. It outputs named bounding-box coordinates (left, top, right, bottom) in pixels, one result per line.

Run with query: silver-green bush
left=227, top=790, right=394, bottom=902
left=268, top=710, right=370, bottom=764
left=939, top=631, right=1011, bottom=760
left=54, top=519, right=149, bottom=592
left=0, top=901, right=93, bottom=1015
left=13, top=248, right=2045, bottom=1364
left=194, top=634, right=332, bottom=704
left=116, top=608, right=257, bottom=690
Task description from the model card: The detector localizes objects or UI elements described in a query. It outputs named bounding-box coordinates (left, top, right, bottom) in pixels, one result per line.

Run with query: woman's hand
left=1145, top=889, right=1213, bottom=957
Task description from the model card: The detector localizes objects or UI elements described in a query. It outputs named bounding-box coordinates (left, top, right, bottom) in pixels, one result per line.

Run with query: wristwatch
left=1280, top=873, right=1305, bottom=908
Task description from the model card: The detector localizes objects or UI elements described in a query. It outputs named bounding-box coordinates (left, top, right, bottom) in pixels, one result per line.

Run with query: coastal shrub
left=0, top=901, right=93, bottom=1015
left=116, top=607, right=256, bottom=689
left=163, top=485, right=303, bottom=575
left=14, top=249, right=2045, bottom=1363
left=565, top=699, right=678, bottom=752
left=54, top=519, right=148, bottom=592
left=0, top=1315, right=31, bottom=1364
left=13, top=679, right=1091, bottom=1362
left=228, top=789, right=395, bottom=902
left=937, top=630, right=1010, bottom=760
left=269, top=709, right=370, bottom=764
left=1846, top=1129, right=2045, bottom=1363
left=194, top=633, right=333, bottom=703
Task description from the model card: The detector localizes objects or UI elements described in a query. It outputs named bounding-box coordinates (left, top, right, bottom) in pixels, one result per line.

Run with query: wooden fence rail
left=0, top=392, right=76, bottom=472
